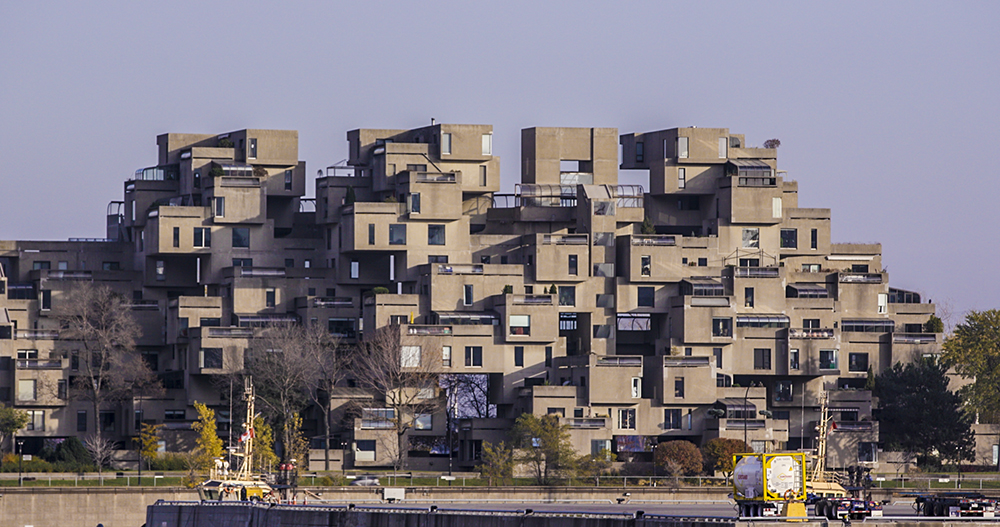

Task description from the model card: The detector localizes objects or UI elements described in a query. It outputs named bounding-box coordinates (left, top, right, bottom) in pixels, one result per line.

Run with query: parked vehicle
left=904, top=492, right=998, bottom=517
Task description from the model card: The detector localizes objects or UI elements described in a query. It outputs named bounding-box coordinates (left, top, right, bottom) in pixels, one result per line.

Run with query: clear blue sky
left=2, top=1, right=997, bottom=322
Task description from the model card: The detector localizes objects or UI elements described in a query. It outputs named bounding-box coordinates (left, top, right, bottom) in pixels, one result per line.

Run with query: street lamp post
left=17, top=439, right=24, bottom=487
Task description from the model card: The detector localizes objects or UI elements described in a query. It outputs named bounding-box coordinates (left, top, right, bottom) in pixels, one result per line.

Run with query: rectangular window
left=558, top=286, right=576, bottom=306
left=714, top=347, right=723, bottom=368
left=545, top=346, right=552, bottom=367
left=441, top=133, right=452, bottom=155
left=744, top=287, right=754, bottom=308
left=215, top=197, right=225, bottom=217
left=509, top=315, right=530, bottom=336
left=199, top=348, right=223, bottom=369
left=428, top=224, right=446, bottom=245
left=618, top=408, right=636, bottom=430
left=858, top=442, right=877, bottom=463
left=284, top=170, right=293, bottom=190
left=442, top=346, right=451, bottom=367
left=367, top=223, right=375, bottom=245
left=77, top=410, right=87, bottom=432
left=754, top=348, right=772, bottom=370
left=285, top=258, right=294, bottom=268
left=632, top=377, right=641, bottom=398
left=811, top=228, right=818, bottom=249
left=514, top=346, right=524, bottom=367
left=803, top=318, right=820, bottom=329
left=232, top=258, right=252, bottom=267
left=878, top=293, right=888, bottom=314
left=772, top=197, right=782, bottom=218
left=232, top=227, right=250, bottom=248
left=674, top=377, right=684, bottom=398
left=640, top=255, right=651, bottom=277
left=57, top=261, right=68, bottom=270
left=802, top=263, right=820, bottom=272
left=350, top=260, right=359, bottom=279
left=789, top=348, right=800, bottom=370
left=665, top=409, right=682, bottom=430
left=568, top=255, right=578, bottom=276
left=155, top=260, right=165, bottom=281
left=164, top=409, right=185, bottom=420
left=410, top=193, right=421, bottom=214
left=40, top=290, right=51, bottom=310
left=479, top=165, right=487, bottom=186
left=173, top=227, right=180, bottom=248
left=820, top=349, right=839, bottom=370
left=463, top=284, right=474, bottom=306
left=361, top=408, right=395, bottom=429
left=247, top=138, right=257, bottom=159
left=389, top=224, right=406, bottom=245
left=637, top=286, right=655, bottom=307
left=465, top=346, right=483, bottom=367
left=780, top=229, right=797, bottom=249
left=677, top=167, right=686, bottom=189
left=401, top=346, right=421, bottom=368
left=17, top=379, right=36, bottom=401
left=677, top=137, right=689, bottom=159
left=265, top=289, right=276, bottom=308
left=482, top=133, right=492, bottom=155
left=635, top=141, right=644, bottom=163
left=428, top=255, right=448, bottom=263
left=719, top=137, right=728, bottom=158
left=848, top=353, right=869, bottom=372
left=742, top=228, right=760, bottom=248
left=712, top=317, right=732, bottom=337
left=26, top=410, right=44, bottom=431
left=775, top=381, right=793, bottom=402
left=414, top=413, right=433, bottom=430
left=32, top=261, right=51, bottom=270
left=193, top=227, right=211, bottom=247
left=698, top=257, right=707, bottom=266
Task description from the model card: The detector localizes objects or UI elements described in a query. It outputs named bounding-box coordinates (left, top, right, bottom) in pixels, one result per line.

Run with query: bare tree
left=83, top=434, right=116, bottom=479
left=57, top=283, right=158, bottom=443
left=352, top=326, right=442, bottom=471
left=244, top=324, right=314, bottom=462
left=440, top=373, right=494, bottom=418
left=301, top=324, right=349, bottom=471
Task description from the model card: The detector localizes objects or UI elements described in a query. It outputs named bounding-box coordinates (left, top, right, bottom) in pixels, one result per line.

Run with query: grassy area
left=0, top=476, right=186, bottom=487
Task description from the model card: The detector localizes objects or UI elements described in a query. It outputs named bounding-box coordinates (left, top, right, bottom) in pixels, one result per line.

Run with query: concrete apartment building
left=0, top=124, right=945, bottom=473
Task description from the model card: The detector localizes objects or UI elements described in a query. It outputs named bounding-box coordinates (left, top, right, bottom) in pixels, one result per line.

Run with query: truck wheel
left=815, top=501, right=826, bottom=518
left=934, top=502, right=946, bottom=517
left=827, top=502, right=838, bottom=520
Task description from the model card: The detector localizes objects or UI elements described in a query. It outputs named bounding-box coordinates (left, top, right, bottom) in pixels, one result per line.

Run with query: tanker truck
left=732, top=453, right=807, bottom=517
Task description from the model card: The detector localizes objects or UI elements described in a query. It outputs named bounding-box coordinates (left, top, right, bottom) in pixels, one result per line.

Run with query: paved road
left=338, top=500, right=921, bottom=518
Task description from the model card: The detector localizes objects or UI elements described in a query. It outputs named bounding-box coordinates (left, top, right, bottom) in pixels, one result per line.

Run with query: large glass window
left=401, top=346, right=421, bottom=368
left=389, top=224, right=406, bottom=245
left=194, top=227, right=211, bottom=247
left=509, top=315, right=530, bottom=336
left=463, top=284, right=473, bottom=306
left=482, top=133, right=492, bottom=155
left=848, top=353, right=869, bottom=372
left=232, top=228, right=250, bottom=248
left=712, top=317, right=732, bottom=337
left=558, top=286, right=576, bottom=306
left=780, top=229, right=797, bottom=249
left=637, top=287, right=655, bottom=307
left=361, top=408, right=395, bottom=429
left=199, top=348, right=223, bottom=369
left=618, top=408, right=636, bottom=430
left=820, top=349, right=839, bottom=370
left=754, top=348, right=772, bottom=370
left=677, top=137, right=689, bottom=159
left=568, top=255, right=578, bottom=275
left=775, top=381, right=793, bottom=402
left=665, top=409, right=682, bottom=429
left=465, top=346, right=483, bottom=367
left=441, top=133, right=452, bottom=155
left=428, top=224, right=446, bottom=246
left=641, top=255, right=651, bottom=276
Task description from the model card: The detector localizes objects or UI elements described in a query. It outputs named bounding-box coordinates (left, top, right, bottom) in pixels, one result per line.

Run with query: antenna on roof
left=431, top=118, right=436, bottom=125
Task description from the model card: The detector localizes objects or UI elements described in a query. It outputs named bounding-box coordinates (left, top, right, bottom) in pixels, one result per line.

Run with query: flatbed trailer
left=902, top=492, right=999, bottom=517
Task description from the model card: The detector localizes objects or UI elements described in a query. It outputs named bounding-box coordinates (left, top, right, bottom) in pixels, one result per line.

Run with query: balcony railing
left=567, top=418, right=606, bottom=429
left=219, top=176, right=260, bottom=187
left=840, top=273, right=883, bottom=284
left=407, top=325, right=453, bottom=336
left=510, top=294, right=553, bottom=305
left=236, top=268, right=286, bottom=277
left=893, top=333, right=937, bottom=344
left=542, top=234, right=588, bottom=245
left=312, top=297, right=353, bottom=308
left=735, top=267, right=780, bottom=278
left=724, top=419, right=766, bottom=430
left=129, top=300, right=160, bottom=311
left=788, top=328, right=835, bottom=339
left=597, top=356, right=642, bottom=367
left=413, top=172, right=457, bottom=183
left=16, top=329, right=59, bottom=340
left=833, top=421, right=874, bottom=432
left=206, top=327, right=254, bottom=338
left=45, top=271, right=93, bottom=280
left=436, top=264, right=483, bottom=274
left=631, top=235, right=676, bottom=246
left=17, top=359, right=62, bottom=369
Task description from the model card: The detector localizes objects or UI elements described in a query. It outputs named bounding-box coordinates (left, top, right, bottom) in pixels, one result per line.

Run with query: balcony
left=541, top=234, right=588, bottom=245
left=436, top=264, right=484, bottom=275
left=205, top=327, right=254, bottom=338
left=510, top=294, right=553, bottom=305
left=407, top=325, right=453, bottom=336
left=567, top=418, right=607, bottom=429
left=839, top=272, right=883, bottom=284
left=312, top=297, right=353, bottom=308
left=17, top=359, right=62, bottom=369
left=129, top=300, right=160, bottom=311
left=788, top=328, right=835, bottom=339
left=44, top=271, right=94, bottom=281
left=412, top=172, right=457, bottom=183
left=16, top=329, right=59, bottom=340
left=833, top=421, right=874, bottom=432
left=893, top=333, right=938, bottom=344
left=734, top=267, right=780, bottom=278
left=596, top=356, right=643, bottom=367
left=233, top=267, right=286, bottom=277
left=219, top=176, right=260, bottom=187
left=723, top=419, right=766, bottom=430
left=631, top=235, right=677, bottom=246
